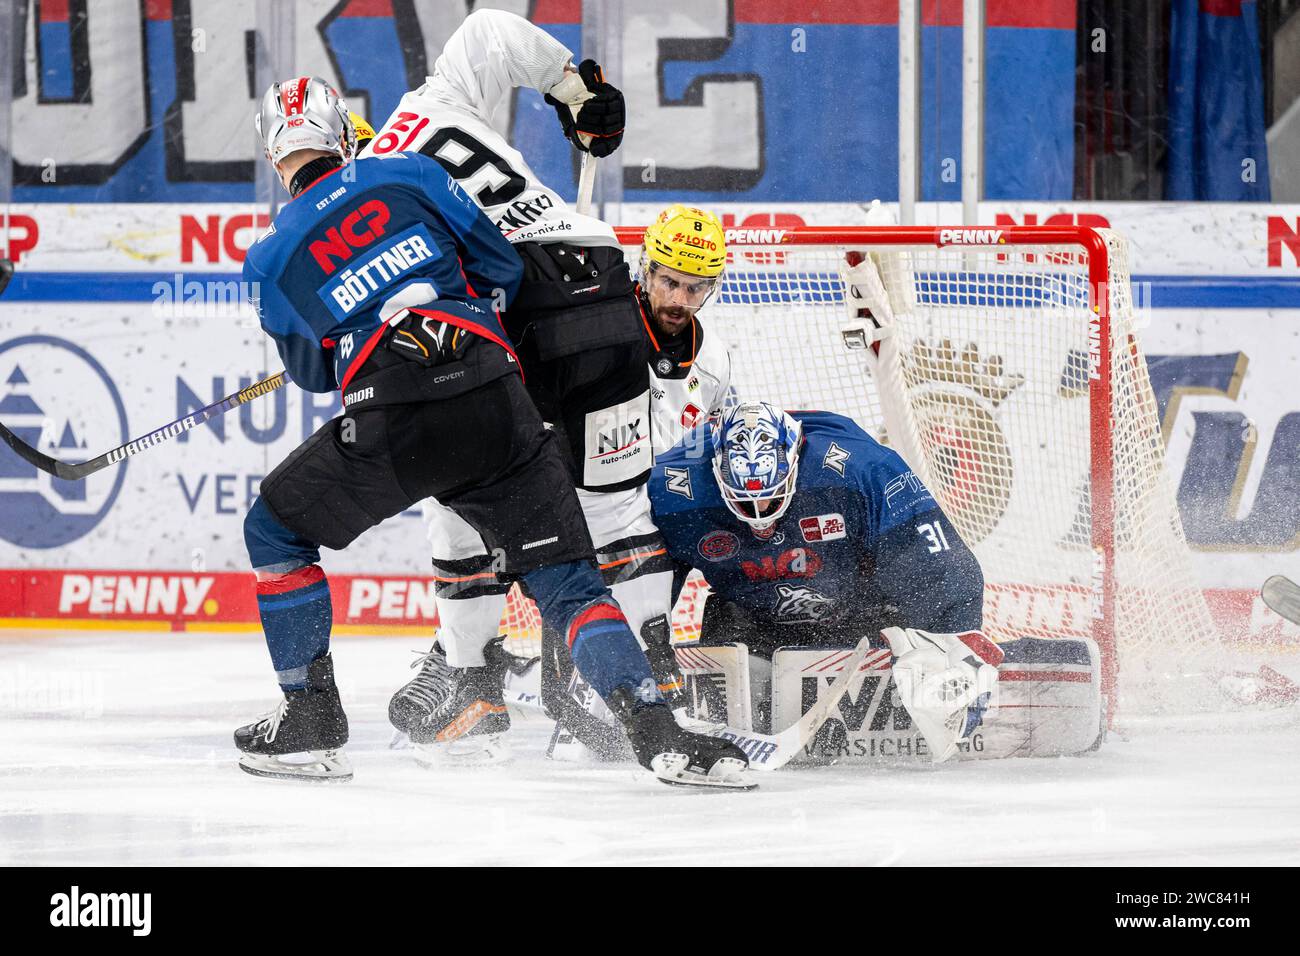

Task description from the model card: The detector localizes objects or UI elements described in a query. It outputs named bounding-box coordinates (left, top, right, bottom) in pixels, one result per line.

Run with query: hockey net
left=495, top=225, right=1225, bottom=717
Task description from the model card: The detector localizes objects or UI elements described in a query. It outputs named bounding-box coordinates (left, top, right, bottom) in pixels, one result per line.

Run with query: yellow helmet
left=349, top=111, right=376, bottom=153
left=642, top=204, right=726, bottom=279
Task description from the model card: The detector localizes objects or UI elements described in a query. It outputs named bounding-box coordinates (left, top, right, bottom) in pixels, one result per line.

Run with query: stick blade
left=0, top=419, right=94, bottom=481
left=1262, top=575, right=1300, bottom=626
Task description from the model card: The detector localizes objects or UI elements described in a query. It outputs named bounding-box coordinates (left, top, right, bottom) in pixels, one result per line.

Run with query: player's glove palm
left=545, top=59, right=625, bottom=158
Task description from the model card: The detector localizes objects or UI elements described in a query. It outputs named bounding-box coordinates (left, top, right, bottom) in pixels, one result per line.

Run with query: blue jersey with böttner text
left=649, top=411, right=984, bottom=633
left=242, top=152, right=522, bottom=394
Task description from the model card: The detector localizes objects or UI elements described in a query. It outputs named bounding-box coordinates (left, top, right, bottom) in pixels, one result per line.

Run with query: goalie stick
left=0, top=370, right=288, bottom=480
left=677, top=634, right=876, bottom=772
left=1262, top=575, right=1300, bottom=627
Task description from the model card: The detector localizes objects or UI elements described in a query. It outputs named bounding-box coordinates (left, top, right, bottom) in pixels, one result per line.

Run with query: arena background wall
left=0, top=2, right=1296, bottom=651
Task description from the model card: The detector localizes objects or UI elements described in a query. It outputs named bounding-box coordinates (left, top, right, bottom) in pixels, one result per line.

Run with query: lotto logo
left=799, top=513, right=846, bottom=542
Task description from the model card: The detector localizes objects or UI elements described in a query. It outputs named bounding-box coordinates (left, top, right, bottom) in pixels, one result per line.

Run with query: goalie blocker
left=676, top=634, right=1104, bottom=767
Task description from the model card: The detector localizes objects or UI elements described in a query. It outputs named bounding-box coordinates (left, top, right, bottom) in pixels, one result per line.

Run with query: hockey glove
left=882, top=626, right=1002, bottom=764
left=545, top=59, right=625, bottom=158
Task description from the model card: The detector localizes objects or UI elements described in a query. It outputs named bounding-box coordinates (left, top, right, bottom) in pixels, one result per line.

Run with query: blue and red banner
left=1165, top=0, right=1272, bottom=201
left=9, top=0, right=1078, bottom=204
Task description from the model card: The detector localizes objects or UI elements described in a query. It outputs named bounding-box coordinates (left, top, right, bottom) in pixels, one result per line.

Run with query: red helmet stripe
left=280, top=76, right=310, bottom=117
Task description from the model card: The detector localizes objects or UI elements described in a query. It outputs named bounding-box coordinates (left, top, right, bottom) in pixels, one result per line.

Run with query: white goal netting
left=497, top=226, right=1226, bottom=717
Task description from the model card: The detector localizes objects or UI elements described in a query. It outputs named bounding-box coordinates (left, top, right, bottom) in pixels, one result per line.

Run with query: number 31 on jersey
left=918, top=521, right=951, bottom=554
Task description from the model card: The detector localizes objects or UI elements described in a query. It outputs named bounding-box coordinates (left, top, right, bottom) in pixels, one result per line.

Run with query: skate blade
left=650, top=754, right=757, bottom=791
left=238, top=749, right=353, bottom=783
left=412, top=733, right=511, bottom=768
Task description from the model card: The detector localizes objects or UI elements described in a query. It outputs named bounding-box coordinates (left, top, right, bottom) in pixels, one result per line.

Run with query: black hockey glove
left=545, top=59, right=625, bottom=158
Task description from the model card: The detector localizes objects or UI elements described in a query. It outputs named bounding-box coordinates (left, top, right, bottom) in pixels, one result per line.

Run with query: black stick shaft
left=0, top=371, right=289, bottom=481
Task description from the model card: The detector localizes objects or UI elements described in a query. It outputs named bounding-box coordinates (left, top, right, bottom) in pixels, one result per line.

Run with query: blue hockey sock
left=255, top=565, right=333, bottom=691
left=523, top=561, right=659, bottom=705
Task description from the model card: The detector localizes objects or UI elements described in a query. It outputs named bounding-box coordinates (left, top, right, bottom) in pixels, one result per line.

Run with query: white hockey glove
left=881, top=627, right=1003, bottom=764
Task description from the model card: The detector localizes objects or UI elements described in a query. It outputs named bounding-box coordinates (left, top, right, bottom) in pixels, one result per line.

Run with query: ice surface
left=1, top=631, right=1298, bottom=866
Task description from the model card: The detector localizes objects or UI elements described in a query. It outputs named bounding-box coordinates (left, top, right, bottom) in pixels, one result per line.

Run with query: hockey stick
left=1262, top=575, right=1300, bottom=626
left=0, top=370, right=288, bottom=480
left=677, top=634, right=876, bottom=772
left=0, top=258, right=12, bottom=297
left=576, top=152, right=598, bottom=216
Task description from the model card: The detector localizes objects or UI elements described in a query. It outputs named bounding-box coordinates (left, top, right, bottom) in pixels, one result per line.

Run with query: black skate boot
left=408, top=637, right=512, bottom=763
left=607, top=688, right=755, bottom=791
left=235, top=654, right=351, bottom=782
left=388, top=641, right=457, bottom=738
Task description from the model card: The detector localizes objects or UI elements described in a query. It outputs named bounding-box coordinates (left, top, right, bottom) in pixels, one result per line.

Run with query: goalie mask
left=712, top=402, right=803, bottom=536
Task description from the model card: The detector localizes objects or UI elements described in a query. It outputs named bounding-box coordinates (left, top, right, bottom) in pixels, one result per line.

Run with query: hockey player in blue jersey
left=650, top=401, right=1004, bottom=760
left=234, top=76, right=750, bottom=788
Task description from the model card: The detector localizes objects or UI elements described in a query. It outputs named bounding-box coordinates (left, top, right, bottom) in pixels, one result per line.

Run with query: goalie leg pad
left=978, top=637, right=1104, bottom=757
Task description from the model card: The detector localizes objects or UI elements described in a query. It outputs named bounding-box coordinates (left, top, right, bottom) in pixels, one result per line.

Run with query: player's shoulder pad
left=397, top=152, right=482, bottom=228
left=794, top=411, right=896, bottom=482
left=649, top=425, right=721, bottom=513
left=795, top=410, right=937, bottom=518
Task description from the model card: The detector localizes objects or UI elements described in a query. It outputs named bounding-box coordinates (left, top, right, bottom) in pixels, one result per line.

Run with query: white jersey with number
left=648, top=316, right=732, bottom=456
left=360, top=8, right=617, bottom=250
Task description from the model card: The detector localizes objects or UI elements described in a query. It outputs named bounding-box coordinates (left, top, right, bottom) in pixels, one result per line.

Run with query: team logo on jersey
left=773, top=584, right=837, bottom=623
left=687, top=376, right=700, bottom=392
left=655, top=358, right=673, bottom=376
left=799, top=513, right=846, bottom=543
left=823, top=442, right=851, bottom=476
left=697, top=530, right=739, bottom=562
left=664, top=466, right=693, bottom=499
left=680, top=403, right=703, bottom=429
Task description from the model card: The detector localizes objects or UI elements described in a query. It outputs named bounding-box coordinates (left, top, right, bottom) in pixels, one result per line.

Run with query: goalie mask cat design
left=712, top=402, right=803, bottom=537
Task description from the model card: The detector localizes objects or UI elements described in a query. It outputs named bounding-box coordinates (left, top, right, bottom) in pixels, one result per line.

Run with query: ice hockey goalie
left=650, top=402, right=1107, bottom=767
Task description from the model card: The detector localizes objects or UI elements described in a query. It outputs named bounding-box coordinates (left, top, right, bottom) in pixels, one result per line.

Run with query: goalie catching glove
left=545, top=59, right=625, bottom=157
left=882, top=626, right=1003, bottom=763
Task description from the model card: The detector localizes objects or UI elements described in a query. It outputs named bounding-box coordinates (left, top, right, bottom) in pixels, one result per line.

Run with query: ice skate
left=235, top=654, right=352, bottom=783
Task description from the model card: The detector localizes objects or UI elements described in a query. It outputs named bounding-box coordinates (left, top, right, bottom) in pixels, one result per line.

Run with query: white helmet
left=712, top=402, right=804, bottom=536
left=255, top=76, right=356, bottom=166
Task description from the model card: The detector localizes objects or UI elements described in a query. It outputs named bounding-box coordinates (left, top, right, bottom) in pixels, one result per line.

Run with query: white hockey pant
left=424, top=485, right=671, bottom=667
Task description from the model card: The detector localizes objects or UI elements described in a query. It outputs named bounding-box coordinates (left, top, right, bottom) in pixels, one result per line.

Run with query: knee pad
left=244, top=497, right=322, bottom=572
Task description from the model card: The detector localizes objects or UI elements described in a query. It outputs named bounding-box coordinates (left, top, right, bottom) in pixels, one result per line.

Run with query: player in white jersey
left=636, top=204, right=733, bottom=455
left=366, top=10, right=680, bottom=752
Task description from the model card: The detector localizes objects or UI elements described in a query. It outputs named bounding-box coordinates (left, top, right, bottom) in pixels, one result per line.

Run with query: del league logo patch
left=799, top=513, right=846, bottom=543
left=698, top=530, right=739, bottom=561
left=680, top=403, right=703, bottom=429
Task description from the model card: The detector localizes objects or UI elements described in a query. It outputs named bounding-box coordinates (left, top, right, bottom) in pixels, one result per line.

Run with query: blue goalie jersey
left=649, top=411, right=984, bottom=636
left=243, top=152, right=523, bottom=395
